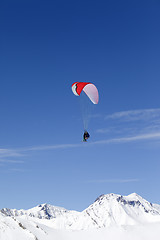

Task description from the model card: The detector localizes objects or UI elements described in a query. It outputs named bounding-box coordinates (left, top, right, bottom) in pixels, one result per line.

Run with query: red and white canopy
left=71, top=82, right=99, bottom=104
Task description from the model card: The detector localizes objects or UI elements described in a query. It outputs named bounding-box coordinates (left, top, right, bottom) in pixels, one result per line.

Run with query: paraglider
left=71, top=82, right=99, bottom=141
left=83, top=130, right=90, bottom=142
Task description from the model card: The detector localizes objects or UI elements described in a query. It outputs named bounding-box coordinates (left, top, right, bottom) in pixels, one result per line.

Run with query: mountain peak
left=94, top=193, right=150, bottom=205
left=126, top=192, right=143, bottom=200
left=94, top=193, right=120, bottom=203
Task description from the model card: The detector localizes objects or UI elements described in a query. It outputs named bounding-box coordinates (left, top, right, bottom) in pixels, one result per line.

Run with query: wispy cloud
left=8, top=168, right=27, bottom=172
left=0, top=148, right=24, bottom=158
left=20, top=132, right=160, bottom=150
left=23, top=143, right=82, bottom=151
left=96, top=108, right=160, bottom=143
left=96, top=126, right=136, bottom=134
left=0, top=149, right=25, bottom=169
left=0, top=143, right=83, bottom=160
left=1, top=131, right=160, bottom=159
left=105, top=108, right=160, bottom=121
left=0, top=159, right=24, bottom=163
left=96, top=127, right=117, bottom=134
left=1, top=108, right=160, bottom=163
left=92, top=132, right=160, bottom=145
left=86, top=178, right=140, bottom=183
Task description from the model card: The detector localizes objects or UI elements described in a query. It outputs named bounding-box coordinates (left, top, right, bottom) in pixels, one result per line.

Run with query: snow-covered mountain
left=1, top=193, right=160, bottom=229
left=1, top=203, right=72, bottom=219
left=0, top=193, right=160, bottom=240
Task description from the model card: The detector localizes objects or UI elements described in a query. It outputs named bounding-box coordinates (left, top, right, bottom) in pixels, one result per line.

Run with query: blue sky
left=0, top=0, right=160, bottom=211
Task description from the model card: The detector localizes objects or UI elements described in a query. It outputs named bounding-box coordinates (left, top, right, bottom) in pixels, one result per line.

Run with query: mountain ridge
left=1, top=192, right=160, bottom=230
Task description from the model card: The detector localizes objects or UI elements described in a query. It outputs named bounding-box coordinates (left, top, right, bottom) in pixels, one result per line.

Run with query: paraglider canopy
left=72, top=82, right=99, bottom=104
left=71, top=81, right=99, bottom=133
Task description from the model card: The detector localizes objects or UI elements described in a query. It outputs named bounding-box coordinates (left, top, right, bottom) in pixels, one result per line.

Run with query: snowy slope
left=0, top=193, right=160, bottom=240
left=153, top=203, right=160, bottom=212
left=1, top=214, right=160, bottom=240
left=0, top=212, right=37, bottom=240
